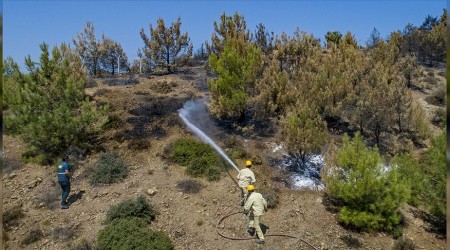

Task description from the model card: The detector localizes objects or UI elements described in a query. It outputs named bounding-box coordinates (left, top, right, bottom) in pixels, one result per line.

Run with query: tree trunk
left=111, top=60, right=115, bottom=76
left=374, top=122, right=381, bottom=146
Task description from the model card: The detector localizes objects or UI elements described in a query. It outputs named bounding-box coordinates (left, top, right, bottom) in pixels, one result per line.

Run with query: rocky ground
left=2, top=65, right=446, bottom=250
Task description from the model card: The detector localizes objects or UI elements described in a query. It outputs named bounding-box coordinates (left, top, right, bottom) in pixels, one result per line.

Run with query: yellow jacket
left=244, top=192, right=267, bottom=216
left=237, top=168, right=256, bottom=188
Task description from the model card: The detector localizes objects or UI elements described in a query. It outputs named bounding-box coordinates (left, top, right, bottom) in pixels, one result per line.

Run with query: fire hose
left=216, top=202, right=318, bottom=250
left=211, top=142, right=318, bottom=249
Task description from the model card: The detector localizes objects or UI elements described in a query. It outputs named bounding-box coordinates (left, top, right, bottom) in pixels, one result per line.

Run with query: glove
left=243, top=210, right=249, bottom=215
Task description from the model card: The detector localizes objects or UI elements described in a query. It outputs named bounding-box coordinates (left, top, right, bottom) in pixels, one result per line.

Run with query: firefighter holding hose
left=237, top=160, right=256, bottom=206
left=244, top=184, right=268, bottom=244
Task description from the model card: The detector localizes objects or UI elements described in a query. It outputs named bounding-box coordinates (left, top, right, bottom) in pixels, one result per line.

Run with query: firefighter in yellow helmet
left=237, top=160, right=255, bottom=206
left=244, top=184, right=268, bottom=244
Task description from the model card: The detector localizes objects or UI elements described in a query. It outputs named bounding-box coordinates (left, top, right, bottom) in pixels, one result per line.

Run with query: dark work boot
left=255, top=239, right=265, bottom=244
left=247, top=227, right=255, bottom=236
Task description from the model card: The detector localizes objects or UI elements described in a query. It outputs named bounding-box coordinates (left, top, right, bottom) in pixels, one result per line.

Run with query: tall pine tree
left=5, top=43, right=106, bottom=164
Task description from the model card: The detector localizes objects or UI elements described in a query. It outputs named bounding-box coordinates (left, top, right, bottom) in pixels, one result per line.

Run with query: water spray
left=178, top=100, right=240, bottom=172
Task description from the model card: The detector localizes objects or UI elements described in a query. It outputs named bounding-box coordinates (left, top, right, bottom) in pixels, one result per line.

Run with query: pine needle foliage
left=4, top=43, right=106, bottom=164
left=208, top=38, right=262, bottom=120
left=323, top=132, right=409, bottom=233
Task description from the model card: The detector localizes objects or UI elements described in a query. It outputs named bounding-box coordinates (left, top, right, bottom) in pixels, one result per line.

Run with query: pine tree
left=73, top=21, right=102, bottom=76
left=254, top=23, right=274, bottom=54
left=391, top=153, right=422, bottom=206
left=99, top=35, right=129, bottom=75
left=140, top=17, right=192, bottom=73
left=255, top=57, right=293, bottom=118
left=211, top=12, right=252, bottom=55
left=421, top=130, right=446, bottom=231
left=323, top=132, right=409, bottom=232
left=208, top=38, right=262, bottom=120
left=281, top=103, right=327, bottom=164
left=325, top=31, right=342, bottom=48
left=342, top=32, right=358, bottom=48
left=4, top=43, right=106, bottom=164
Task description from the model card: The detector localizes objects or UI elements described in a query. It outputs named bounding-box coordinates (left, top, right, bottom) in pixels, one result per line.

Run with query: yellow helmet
left=247, top=185, right=255, bottom=191
left=245, top=160, right=252, bottom=167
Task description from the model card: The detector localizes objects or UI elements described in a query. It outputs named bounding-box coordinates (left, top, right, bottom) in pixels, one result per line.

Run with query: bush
left=127, top=139, right=150, bottom=151
left=102, top=115, right=124, bottom=130
left=52, top=226, right=75, bottom=241
left=21, top=146, right=52, bottom=165
left=259, top=187, right=279, bottom=208
left=67, top=238, right=96, bottom=250
left=227, top=147, right=247, bottom=161
left=3, top=204, right=25, bottom=229
left=153, top=80, right=178, bottom=94
left=431, top=107, right=446, bottom=128
left=323, top=132, right=409, bottom=232
left=97, top=218, right=173, bottom=250
left=425, top=83, right=446, bottom=106
left=391, top=154, right=423, bottom=207
left=106, top=196, right=157, bottom=224
left=176, top=179, right=203, bottom=194
left=171, top=138, right=226, bottom=181
left=421, top=130, right=446, bottom=232
left=22, top=228, right=44, bottom=245
left=392, top=237, right=415, bottom=250
left=89, top=152, right=128, bottom=185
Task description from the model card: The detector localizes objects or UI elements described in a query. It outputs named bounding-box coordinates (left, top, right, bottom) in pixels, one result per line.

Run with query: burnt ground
left=2, top=65, right=446, bottom=250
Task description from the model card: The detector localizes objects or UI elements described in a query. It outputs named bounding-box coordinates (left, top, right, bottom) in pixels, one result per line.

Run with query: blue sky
left=3, top=1, right=446, bottom=70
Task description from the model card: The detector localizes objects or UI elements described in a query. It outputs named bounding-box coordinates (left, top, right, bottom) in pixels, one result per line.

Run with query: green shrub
left=89, top=152, right=128, bottom=185
left=227, top=147, right=246, bottom=160
left=323, top=132, right=409, bottom=233
left=391, top=154, right=423, bottom=206
left=20, top=146, right=52, bottom=165
left=106, top=196, right=157, bottom=224
left=97, top=218, right=173, bottom=250
left=391, top=225, right=404, bottom=239
left=421, top=130, right=446, bottom=232
left=171, top=138, right=226, bottom=181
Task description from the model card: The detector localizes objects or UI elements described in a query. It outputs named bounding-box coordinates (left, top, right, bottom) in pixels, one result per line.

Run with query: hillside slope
left=2, top=65, right=446, bottom=250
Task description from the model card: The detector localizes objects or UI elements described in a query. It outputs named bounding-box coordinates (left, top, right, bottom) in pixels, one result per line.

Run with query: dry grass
left=21, top=228, right=44, bottom=245
left=3, top=204, right=25, bottom=230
